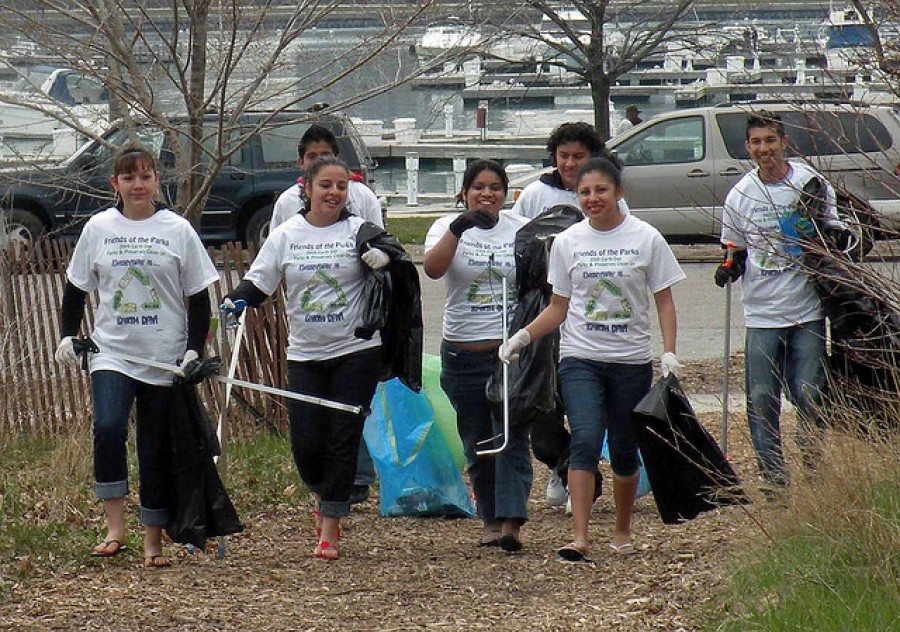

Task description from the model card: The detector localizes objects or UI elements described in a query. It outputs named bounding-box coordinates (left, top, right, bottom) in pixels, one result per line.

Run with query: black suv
left=0, top=109, right=375, bottom=248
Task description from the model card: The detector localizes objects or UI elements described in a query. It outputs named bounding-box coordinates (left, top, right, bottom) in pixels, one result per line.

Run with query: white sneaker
left=546, top=471, right=567, bottom=507
left=565, top=495, right=572, bottom=516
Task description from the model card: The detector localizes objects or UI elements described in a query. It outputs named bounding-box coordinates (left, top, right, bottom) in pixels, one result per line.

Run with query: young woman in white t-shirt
left=222, top=156, right=393, bottom=561
left=54, top=146, right=219, bottom=568
left=423, top=160, right=532, bottom=552
left=500, top=156, right=685, bottom=562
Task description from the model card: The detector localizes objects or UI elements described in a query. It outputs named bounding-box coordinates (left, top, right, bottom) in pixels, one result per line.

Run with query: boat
left=414, top=20, right=484, bottom=58
left=821, top=4, right=877, bottom=71
left=0, top=66, right=109, bottom=161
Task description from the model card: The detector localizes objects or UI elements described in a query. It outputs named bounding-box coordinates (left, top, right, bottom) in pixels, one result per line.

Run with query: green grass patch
left=706, top=436, right=900, bottom=631
left=384, top=216, right=438, bottom=246
left=0, top=427, right=308, bottom=592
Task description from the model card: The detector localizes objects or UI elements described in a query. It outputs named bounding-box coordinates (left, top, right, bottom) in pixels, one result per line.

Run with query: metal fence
left=0, top=241, right=290, bottom=436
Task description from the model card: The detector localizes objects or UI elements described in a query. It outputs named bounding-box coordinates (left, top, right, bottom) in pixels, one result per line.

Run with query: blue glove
left=220, top=298, right=247, bottom=317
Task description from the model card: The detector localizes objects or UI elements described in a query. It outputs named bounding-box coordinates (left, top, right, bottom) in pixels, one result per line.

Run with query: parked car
left=0, top=108, right=376, bottom=248
left=509, top=101, right=900, bottom=255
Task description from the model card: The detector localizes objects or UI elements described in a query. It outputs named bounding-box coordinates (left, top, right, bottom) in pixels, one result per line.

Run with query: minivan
left=511, top=102, right=900, bottom=253
left=0, top=109, right=376, bottom=248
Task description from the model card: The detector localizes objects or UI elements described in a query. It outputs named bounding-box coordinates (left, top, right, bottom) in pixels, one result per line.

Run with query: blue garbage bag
left=364, top=378, right=475, bottom=518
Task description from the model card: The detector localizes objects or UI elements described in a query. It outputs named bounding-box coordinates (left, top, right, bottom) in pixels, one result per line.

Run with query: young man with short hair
left=716, top=110, right=842, bottom=489
left=269, top=124, right=383, bottom=232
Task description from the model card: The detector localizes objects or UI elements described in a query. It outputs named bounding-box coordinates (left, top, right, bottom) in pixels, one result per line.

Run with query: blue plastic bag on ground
left=364, top=378, right=475, bottom=518
left=601, top=440, right=652, bottom=498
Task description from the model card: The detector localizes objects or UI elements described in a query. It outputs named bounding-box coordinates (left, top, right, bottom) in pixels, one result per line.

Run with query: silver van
left=512, top=102, right=900, bottom=252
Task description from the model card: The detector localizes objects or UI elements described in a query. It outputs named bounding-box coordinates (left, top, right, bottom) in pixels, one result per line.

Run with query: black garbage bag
left=633, top=375, right=747, bottom=524
left=797, top=177, right=900, bottom=434
left=165, top=377, right=243, bottom=549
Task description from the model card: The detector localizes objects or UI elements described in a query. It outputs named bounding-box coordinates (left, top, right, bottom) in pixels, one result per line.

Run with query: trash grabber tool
left=212, top=311, right=245, bottom=559
left=75, top=343, right=363, bottom=415
left=721, top=242, right=734, bottom=456
left=476, top=275, right=510, bottom=456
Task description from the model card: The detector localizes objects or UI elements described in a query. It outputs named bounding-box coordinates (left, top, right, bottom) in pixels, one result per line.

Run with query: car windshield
left=9, top=70, right=53, bottom=95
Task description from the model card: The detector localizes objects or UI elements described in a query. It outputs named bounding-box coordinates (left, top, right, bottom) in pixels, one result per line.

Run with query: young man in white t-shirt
left=716, top=110, right=841, bottom=489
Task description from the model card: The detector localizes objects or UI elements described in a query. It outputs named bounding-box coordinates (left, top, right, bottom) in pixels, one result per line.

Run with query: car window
left=83, top=127, right=165, bottom=166
left=718, top=110, right=893, bottom=159
left=615, top=116, right=705, bottom=166
left=259, top=122, right=306, bottom=168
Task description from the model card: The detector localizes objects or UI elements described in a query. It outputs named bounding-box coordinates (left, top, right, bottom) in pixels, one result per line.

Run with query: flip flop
left=608, top=542, right=636, bottom=556
left=143, top=554, right=171, bottom=568
left=90, top=540, right=128, bottom=558
left=557, top=542, right=591, bottom=563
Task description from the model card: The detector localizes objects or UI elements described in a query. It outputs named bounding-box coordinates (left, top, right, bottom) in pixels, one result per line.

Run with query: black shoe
left=349, top=485, right=370, bottom=505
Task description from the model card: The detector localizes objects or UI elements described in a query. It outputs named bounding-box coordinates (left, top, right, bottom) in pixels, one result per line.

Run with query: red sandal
left=314, top=541, right=339, bottom=560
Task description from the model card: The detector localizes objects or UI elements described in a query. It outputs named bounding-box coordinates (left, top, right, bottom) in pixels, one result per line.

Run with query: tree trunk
left=179, top=0, right=212, bottom=229
left=589, top=74, right=612, bottom=141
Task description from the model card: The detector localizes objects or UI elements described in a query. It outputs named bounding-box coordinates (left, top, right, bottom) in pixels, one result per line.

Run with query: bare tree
left=473, top=1, right=697, bottom=138
left=0, top=1, right=443, bottom=226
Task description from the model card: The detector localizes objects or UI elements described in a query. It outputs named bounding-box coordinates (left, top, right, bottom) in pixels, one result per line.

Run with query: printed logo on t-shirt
left=575, top=246, right=639, bottom=334
left=300, top=270, right=349, bottom=317
left=104, top=237, right=168, bottom=327
left=584, top=278, right=633, bottom=322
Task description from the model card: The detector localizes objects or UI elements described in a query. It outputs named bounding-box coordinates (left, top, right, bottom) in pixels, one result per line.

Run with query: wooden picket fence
left=0, top=240, right=291, bottom=437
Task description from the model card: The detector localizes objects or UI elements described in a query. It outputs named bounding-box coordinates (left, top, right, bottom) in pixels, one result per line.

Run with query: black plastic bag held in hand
left=632, top=375, right=747, bottom=524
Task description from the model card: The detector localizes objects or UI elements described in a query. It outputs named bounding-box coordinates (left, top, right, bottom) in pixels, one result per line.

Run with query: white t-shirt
left=269, top=180, right=383, bottom=232
left=721, top=162, right=836, bottom=328
left=424, top=211, right=529, bottom=342
left=511, top=176, right=631, bottom=220
left=245, top=213, right=381, bottom=361
left=66, top=208, right=218, bottom=385
left=548, top=215, right=685, bottom=364
left=614, top=118, right=635, bottom=137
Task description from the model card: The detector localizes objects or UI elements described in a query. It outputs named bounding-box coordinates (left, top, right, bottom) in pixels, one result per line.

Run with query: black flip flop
left=90, top=539, right=128, bottom=558
left=557, top=543, right=590, bottom=563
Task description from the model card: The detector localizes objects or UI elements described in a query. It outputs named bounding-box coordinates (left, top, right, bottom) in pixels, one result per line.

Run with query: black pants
left=287, top=348, right=382, bottom=518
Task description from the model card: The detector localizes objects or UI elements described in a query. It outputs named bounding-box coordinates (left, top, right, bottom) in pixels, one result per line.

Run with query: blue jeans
left=558, top=357, right=652, bottom=477
left=287, top=348, right=382, bottom=518
left=91, top=370, right=172, bottom=527
left=745, top=320, right=827, bottom=485
left=440, top=340, right=532, bottom=523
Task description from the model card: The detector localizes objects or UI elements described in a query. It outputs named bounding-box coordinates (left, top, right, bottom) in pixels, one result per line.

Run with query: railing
left=0, top=241, right=290, bottom=437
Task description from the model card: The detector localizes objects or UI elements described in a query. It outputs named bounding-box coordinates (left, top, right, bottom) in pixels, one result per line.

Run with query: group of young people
left=55, top=110, right=839, bottom=566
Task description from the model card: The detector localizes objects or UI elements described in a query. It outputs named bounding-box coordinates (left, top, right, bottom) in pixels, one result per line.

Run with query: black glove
left=449, top=210, right=498, bottom=238
left=714, top=249, right=747, bottom=287
left=174, top=355, right=223, bottom=385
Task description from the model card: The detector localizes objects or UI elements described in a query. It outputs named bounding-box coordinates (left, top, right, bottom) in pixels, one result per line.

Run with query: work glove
left=499, top=329, right=531, bottom=364
left=660, top=351, right=681, bottom=378
left=713, top=249, right=747, bottom=288
left=449, top=210, right=498, bottom=238
left=54, top=336, right=79, bottom=368
left=361, top=246, right=390, bottom=270
left=174, top=349, right=202, bottom=384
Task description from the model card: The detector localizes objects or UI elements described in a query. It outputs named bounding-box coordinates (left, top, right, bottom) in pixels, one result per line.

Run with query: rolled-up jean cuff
left=319, top=500, right=351, bottom=519
left=94, top=479, right=128, bottom=500
left=140, top=505, right=170, bottom=527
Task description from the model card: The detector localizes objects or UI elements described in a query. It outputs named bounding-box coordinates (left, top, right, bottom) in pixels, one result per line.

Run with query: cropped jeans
left=287, top=347, right=382, bottom=518
left=557, top=357, right=652, bottom=478
left=91, top=370, right=172, bottom=527
left=745, top=320, right=827, bottom=485
left=440, top=340, right=532, bottom=523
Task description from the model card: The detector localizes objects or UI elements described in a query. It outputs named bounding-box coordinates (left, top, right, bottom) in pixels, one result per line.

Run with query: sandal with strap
left=90, top=539, right=128, bottom=558
left=557, top=542, right=591, bottom=563
left=144, top=554, right=172, bottom=568
left=314, top=541, right=339, bottom=560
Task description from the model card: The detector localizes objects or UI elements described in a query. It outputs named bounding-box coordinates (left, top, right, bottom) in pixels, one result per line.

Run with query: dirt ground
left=0, top=359, right=773, bottom=632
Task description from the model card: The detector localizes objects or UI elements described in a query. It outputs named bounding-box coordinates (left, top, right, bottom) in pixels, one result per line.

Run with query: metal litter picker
left=721, top=242, right=735, bottom=456
left=476, top=275, right=511, bottom=456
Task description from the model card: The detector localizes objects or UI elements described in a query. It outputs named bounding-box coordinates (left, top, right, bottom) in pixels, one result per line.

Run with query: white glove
left=174, top=349, right=199, bottom=378
left=361, top=246, right=390, bottom=270
left=660, top=351, right=681, bottom=378
left=55, top=336, right=79, bottom=368
left=499, top=329, right=531, bottom=364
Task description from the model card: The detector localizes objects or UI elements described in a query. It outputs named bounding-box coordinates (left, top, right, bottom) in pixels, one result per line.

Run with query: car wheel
left=244, top=203, right=273, bottom=250
left=4, top=208, right=47, bottom=246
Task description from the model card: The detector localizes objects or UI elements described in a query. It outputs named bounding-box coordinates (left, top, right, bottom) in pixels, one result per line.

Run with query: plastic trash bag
left=364, top=378, right=475, bottom=518
left=600, top=439, right=652, bottom=499
left=632, top=375, right=747, bottom=524
left=421, top=354, right=466, bottom=471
